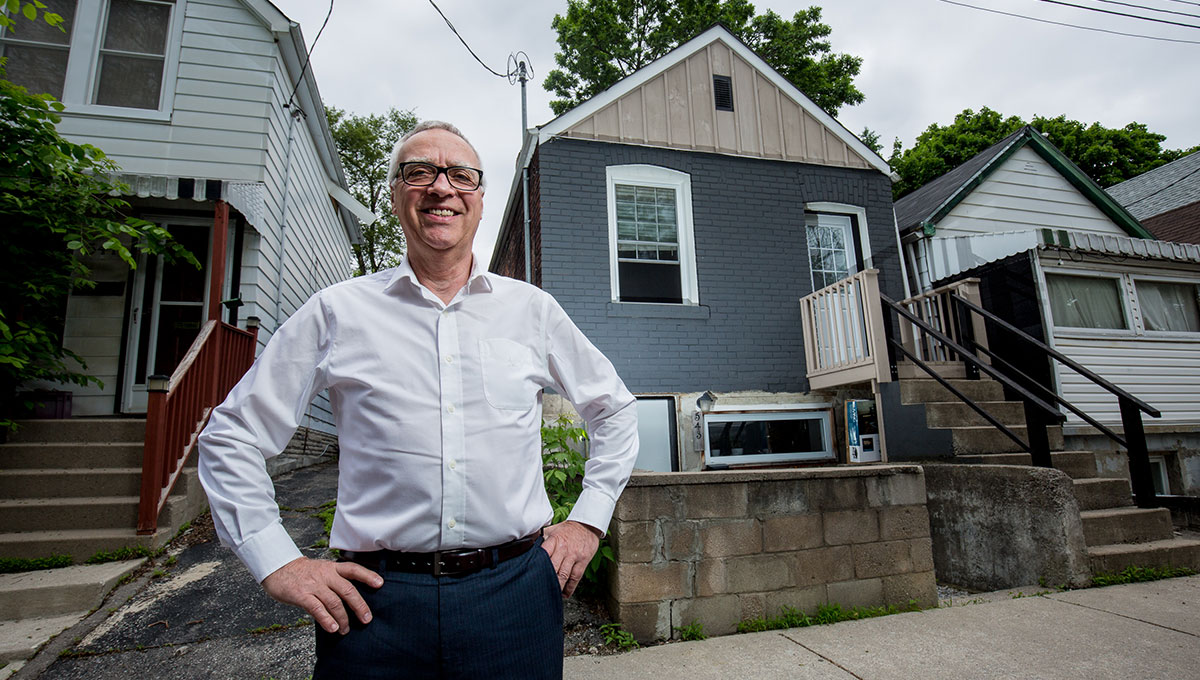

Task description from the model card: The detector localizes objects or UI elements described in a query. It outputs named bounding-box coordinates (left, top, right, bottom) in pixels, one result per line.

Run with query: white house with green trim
left=895, top=127, right=1200, bottom=490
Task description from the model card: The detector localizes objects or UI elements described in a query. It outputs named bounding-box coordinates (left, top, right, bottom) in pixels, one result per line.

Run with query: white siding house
left=895, top=126, right=1200, bottom=429
left=2, top=0, right=371, bottom=434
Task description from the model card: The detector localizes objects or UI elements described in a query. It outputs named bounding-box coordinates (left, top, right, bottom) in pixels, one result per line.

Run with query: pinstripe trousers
left=313, top=538, right=564, bottom=680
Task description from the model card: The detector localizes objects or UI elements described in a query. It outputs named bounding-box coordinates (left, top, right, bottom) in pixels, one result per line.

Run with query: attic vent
left=713, top=75, right=733, bottom=111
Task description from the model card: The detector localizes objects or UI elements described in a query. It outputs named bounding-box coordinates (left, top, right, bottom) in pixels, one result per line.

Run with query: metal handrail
left=137, top=320, right=258, bottom=534
left=950, top=293, right=1159, bottom=416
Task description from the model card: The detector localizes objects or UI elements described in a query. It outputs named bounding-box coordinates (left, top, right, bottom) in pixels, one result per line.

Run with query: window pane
left=94, top=54, right=164, bottom=108
left=618, top=261, right=682, bottom=303
left=5, top=0, right=76, bottom=43
left=615, top=185, right=636, bottom=204
left=1137, top=280, right=1200, bottom=332
left=707, top=418, right=826, bottom=457
left=617, top=220, right=636, bottom=240
left=1046, top=275, right=1126, bottom=329
left=0, top=44, right=69, bottom=97
left=102, top=0, right=171, bottom=54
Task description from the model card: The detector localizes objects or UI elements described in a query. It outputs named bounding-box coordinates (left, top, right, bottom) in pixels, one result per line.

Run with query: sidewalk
left=566, top=575, right=1200, bottom=679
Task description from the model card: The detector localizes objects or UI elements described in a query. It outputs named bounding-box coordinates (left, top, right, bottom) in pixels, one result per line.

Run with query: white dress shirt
left=198, top=257, right=639, bottom=583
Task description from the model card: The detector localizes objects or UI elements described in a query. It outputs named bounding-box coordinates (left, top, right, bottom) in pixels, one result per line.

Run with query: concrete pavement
left=565, top=575, right=1200, bottom=680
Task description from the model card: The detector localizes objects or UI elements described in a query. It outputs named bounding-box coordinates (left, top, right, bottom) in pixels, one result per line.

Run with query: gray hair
left=386, top=120, right=486, bottom=192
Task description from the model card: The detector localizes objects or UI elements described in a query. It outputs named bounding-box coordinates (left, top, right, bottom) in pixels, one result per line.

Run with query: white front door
left=121, top=223, right=211, bottom=413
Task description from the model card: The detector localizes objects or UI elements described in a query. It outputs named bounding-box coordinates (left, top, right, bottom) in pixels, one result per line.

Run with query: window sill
left=60, top=103, right=172, bottom=123
left=607, top=302, right=710, bottom=319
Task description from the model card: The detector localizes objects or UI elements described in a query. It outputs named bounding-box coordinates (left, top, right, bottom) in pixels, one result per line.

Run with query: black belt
left=341, top=532, right=541, bottom=577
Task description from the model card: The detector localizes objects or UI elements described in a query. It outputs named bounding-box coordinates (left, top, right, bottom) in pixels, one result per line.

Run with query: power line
left=428, top=0, right=511, bottom=78
left=1092, top=0, right=1200, bottom=21
left=1040, top=0, right=1200, bottom=29
left=286, top=0, right=335, bottom=111
left=937, top=0, right=1200, bottom=44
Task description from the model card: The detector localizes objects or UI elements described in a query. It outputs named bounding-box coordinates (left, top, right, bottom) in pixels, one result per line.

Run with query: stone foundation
left=607, top=465, right=937, bottom=642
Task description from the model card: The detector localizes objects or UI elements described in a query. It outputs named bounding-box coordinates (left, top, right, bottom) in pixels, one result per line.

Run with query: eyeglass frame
left=393, top=162, right=484, bottom=191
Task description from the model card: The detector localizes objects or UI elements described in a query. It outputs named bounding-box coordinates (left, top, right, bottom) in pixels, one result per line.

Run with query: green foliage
left=544, top=1, right=863, bottom=116
left=674, top=619, right=707, bottom=641
left=889, top=107, right=1200, bottom=199
left=0, top=66, right=197, bottom=429
left=860, top=127, right=883, bottom=156
left=0, top=0, right=65, bottom=32
left=737, top=600, right=920, bottom=633
left=85, top=545, right=155, bottom=564
left=325, top=105, right=417, bottom=275
left=0, top=554, right=72, bottom=573
left=599, top=622, right=639, bottom=650
left=313, top=500, right=337, bottom=535
left=1091, top=565, right=1195, bottom=587
left=540, top=415, right=614, bottom=587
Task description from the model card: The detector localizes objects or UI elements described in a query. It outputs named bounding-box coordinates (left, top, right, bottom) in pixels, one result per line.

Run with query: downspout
left=522, top=167, right=531, bottom=284
left=893, top=207, right=912, bottom=299
left=274, top=106, right=302, bottom=329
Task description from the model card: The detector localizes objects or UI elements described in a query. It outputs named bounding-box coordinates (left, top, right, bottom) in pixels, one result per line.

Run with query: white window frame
left=804, top=202, right=871, bottom=291
left=1040, top=264, right=1200, bottom=339
left=702, top=405, right=834, bottom=468
left=1, top=0, right=185, bottom=120
left=605, top=164, right=699, bottom=305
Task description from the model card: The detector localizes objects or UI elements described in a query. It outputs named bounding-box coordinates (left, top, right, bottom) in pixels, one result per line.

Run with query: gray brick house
left=490, top=25, right=903, bottom=473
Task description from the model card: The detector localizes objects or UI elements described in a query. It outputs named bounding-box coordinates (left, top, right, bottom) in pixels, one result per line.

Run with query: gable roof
left=894, top=126, right=1153, bottom=240
left=1105, top=150, right=1200, bottom=221
left=535, top=24, right=890, bottom=176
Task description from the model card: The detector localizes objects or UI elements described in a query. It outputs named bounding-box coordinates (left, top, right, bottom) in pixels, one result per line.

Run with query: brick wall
left=607, top=465, right=937, bottom=641
left=537, top=138, right=901, bottom=395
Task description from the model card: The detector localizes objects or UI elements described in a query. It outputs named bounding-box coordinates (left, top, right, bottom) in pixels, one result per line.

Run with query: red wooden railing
left=137, top=319, right=258, bottom=534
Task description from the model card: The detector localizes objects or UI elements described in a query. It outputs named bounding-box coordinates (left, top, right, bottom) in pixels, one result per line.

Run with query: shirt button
left=449, top=459, right=457, bottom=470
left=445, top=355, right=454, bottom=364
left=448, top=519, right=456, bottom=529
left=447, top=404, right=456, bottom=414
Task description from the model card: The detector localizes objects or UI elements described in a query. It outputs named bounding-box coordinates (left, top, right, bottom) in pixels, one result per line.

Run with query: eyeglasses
left=395, top=162, right=483, bottom=191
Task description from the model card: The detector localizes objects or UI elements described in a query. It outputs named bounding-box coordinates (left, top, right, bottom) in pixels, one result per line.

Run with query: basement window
left=713, top=75, right=733, bottom=111
left=703, top=407, right=834, bottom=468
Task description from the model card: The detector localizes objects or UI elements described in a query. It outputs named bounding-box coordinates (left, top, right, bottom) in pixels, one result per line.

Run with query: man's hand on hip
left=541, top=520, right=601, bottom=598
left=261, top=556, right=383, bottom=634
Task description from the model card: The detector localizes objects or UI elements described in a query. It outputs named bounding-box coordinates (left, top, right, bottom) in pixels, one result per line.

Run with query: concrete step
left=1088, top=537, right=1200, bottom=574
left=949, top=425, right=1064, bottom=454
left=1080, top=507, right=1175, bottom=546
left=900, top=378, right=1006, bottom=405
left=0, top=493, right=191, bottom=533
left=0, top=527, right=172, bottom=561
left=0, top=442, right=144, bottom=470
left=1072, top=478, right=1133, bottom=511
left=0, top=612, right=89, bottom=664
left=952, top=451, right=1097, bottom=479
left=895, top=361, right=968, bottom=380
left=0, top=467, right=199, bottom=499
left=923, top=400, right=1026, bottom=428
left=6, top=419, right=145, bottom=444
left=0, top=559, right=144, bottom=620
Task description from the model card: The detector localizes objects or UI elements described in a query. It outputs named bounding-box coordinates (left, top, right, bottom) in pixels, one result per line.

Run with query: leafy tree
left=325, top=105, right=417, bottom=275
left=889, top=107, right=1199, bottom=199
left=860, top=127, right=882, bottom=156
left=0, top=0, right=65, bottom=32
left=544, top=0, right=864, bottom=116
left=0, top=68, right=196, bottom=429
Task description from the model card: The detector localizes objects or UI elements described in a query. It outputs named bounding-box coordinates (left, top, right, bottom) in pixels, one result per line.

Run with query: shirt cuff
left=233, top=520, right=305, bottom=583
left=566, top=486, right=618, bottom=537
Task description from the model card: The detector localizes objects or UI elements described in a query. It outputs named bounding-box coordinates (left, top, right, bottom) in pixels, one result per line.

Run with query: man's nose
left=426, top=170, right=456, bottom=195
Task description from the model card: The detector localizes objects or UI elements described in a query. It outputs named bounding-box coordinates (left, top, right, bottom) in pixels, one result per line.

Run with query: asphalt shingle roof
left=1106, top=151, right=1200, bottom=220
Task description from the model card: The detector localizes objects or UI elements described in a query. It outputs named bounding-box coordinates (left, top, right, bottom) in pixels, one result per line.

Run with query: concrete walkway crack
left=1046, top=594, right=1198, bottom=638
left=777, top=632, right=866, bottom=679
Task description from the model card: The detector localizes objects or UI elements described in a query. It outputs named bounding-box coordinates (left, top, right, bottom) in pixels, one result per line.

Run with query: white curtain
left=1137, top=280, right=1200, bottom=332
left=1046, top=275, right=1125, bottom=329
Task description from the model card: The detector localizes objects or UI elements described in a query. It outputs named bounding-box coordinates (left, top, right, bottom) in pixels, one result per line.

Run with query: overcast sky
left=271, top=0, right=1200, bottom=262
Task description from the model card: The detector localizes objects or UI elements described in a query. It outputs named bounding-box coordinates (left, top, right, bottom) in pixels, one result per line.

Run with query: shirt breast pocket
left=479, top=338, right=537, bottom=410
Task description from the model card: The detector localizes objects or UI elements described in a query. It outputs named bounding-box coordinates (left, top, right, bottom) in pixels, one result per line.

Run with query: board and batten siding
left=936, top=147, right=1128, bottom=238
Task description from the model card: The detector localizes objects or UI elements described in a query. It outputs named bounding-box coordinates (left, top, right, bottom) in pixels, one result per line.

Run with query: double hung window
left=0, top=0, right=179, bottom=113
left=606, top=165, right=698, bottom=305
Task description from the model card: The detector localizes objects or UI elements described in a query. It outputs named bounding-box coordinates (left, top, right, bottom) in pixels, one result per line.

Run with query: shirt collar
left=385, top=255, right=494, bottom=297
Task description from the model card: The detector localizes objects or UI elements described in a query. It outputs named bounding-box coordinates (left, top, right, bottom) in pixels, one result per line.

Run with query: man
left=198, top=121, right=639, bottom=679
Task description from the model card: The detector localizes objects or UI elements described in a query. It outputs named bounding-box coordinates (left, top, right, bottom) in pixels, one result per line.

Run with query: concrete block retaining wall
left=607, top=466, right=938, bottom=642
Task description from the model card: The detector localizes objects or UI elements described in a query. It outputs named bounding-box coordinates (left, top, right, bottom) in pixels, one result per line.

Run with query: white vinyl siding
left=936, top=147, right=1128, bottom=238
left=1039, top=257, right=1200, bottom=426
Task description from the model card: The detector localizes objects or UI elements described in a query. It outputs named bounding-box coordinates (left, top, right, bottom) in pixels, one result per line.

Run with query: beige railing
left=800, top=269, right=891, bottom=390
left=896, top=278, right=988, bottom=365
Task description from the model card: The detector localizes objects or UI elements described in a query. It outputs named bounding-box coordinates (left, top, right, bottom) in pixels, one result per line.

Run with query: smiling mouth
left=424, top=208, right=457, bottom=217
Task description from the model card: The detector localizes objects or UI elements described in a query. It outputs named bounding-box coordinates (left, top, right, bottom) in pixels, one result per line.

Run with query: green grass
left=1091, top=565, right=1195, bottom=587
left=737, top=600, right=921, bottom=634
left=674, top=620, right=707, bottom=641
left=0, top=554, right=72, bottom=573
left=86, top=545, right=157, bottom=564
